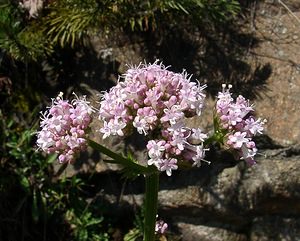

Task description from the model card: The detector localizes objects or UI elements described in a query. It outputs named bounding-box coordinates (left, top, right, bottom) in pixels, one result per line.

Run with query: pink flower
left=157, top=158, right=178, bottom=176
left=155, top=219, right=168, bottom=234
left=227, top=132, right=249, bottom=149
left=147, top=140, right=166, bottom=159
left=98, top=61, right=208, bottom=175
left=216, top=84, right=233, bottom=114
left=215, top=84, right=265, bottom=165
left=37, top=93, right=93, bottom=163
left=183, top=144, right=210, bottom=167
left=190, top=128, right=208, bottom=142
left=161, top=105, right=184, bottom=125
left=244, top=117, right=266, bottom=136
left=133, top=107, right=157, bottom=135
left=170, top=132, right=188, bottom=151
left=241, top=143, right=257, bottom=165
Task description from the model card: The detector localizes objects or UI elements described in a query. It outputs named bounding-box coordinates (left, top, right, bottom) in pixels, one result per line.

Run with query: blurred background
left=1, top=0, right=300, bottom=240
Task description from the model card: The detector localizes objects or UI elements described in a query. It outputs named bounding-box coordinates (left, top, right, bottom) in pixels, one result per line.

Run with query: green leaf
left=124, top=228, right=142, bottom=241
left=85, top=217, right=102, bottom=227
left=88, top=139, right=155, bottom=176
left=129, top=18, right=135, bottom=31
left=20, top=176, right=30, bottom=193
left=78, top=229, right=88, bottom=241
left=32, top=189, right=40, bottom=223
left=46, top=153, right=57, bottom=164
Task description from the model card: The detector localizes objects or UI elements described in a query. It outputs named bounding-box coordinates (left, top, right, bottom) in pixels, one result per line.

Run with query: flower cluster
left=216, top=84, right=266, bottom=165
left=37, top=93, right=93, bottom=163
left=99, top=61, right=209, bottom=176
left=155, top=219, right=168, bottom=234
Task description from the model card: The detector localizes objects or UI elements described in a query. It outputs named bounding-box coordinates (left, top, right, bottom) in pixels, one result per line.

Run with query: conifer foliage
left=0, top=0, right=240, bottom=62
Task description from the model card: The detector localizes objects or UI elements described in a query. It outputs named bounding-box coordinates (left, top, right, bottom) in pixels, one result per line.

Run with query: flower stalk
left=36, top=62, right=266, bottom=240
left=144, top=172, right=159, bottom=241
left=88, top=138, right=160, bottom=240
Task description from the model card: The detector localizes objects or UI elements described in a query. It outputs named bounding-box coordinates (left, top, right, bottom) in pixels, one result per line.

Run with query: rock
left=250, top=216, right=300, bottom=241
left=158, top=155, right=300, bottom=220
left=54, top=1, right=300, bottom=240
left=176, top=222, right=247, bottom=241
left=251, top=6, right=300, bottom=146
left=93, top=153, right=300, bottom=239
left=239, top=156, right=300, bottom=215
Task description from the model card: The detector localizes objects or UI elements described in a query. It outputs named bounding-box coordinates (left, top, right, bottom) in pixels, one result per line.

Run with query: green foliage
left=144, top=0, right=241, bottom=27
left=65, top=209, right=110, bottom=241
left=123, top=209, right=169, bottom=241
left=0, top=2, right=52, bottom=61
left=0, top=110, right=110, bottom=240
left=43, top=0, right=101, bottom=48
left=93, top=0, right=240, bottom=31
left=0, top=0, right=243, bottom=240
left=0, top=0, right=240, bottom=62
left=0, top=110, right=53, bottom=238
left=124, top=210, right=144, bottom=241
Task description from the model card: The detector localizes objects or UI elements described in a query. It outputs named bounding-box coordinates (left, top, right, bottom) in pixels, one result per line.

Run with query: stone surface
left=176, top=222, right=247, bottom=241
left=250, top=216, right=300, bottom=241
left=57, top=1, right=300, bottom=240
left=88, top=2, right=300, bottom=148
left=252, top=4, right=300, bottom=146
left=92, top=150, right=300, bottom=240
left=157, top=153, right=300, bottom=225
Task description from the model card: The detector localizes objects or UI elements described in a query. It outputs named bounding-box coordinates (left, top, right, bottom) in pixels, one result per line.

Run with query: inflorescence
left=98, top=61, right=209, bottom=176
left=37, top=93, right=93, bottom=163
left=215, top=84, right=266, bottom=165
left=37, top=62, right=266, bottom=174
left=36, top=62, right=266, bottom=240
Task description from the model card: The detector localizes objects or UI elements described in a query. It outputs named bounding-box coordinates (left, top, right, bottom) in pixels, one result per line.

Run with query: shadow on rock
left=136, top=10, right=271, bottom=100
left=42, top=44, right=120, bottom=97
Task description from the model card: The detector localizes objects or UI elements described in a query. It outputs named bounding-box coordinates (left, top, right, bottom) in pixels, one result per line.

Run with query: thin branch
left=278, top=0, right=300, bottom=24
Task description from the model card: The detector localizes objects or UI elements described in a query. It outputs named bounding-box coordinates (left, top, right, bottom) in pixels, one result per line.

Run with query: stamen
left=202, top=159, right=211, bottom=165
left=256, top=152, right=267, bottom=158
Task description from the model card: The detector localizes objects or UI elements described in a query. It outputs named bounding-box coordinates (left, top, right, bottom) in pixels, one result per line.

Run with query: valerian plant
left=37, top=61, right=266, bottom=241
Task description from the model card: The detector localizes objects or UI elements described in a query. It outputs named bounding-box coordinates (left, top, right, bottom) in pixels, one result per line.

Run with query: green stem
left=87, top=139, right=153, bottom=175
left=88, top=139, right=159, bottom=240
left=144, top=172, right=159, bottom=241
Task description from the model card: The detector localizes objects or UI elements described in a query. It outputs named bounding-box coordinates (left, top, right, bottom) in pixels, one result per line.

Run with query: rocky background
left=55, top=1, right=300, bottom=240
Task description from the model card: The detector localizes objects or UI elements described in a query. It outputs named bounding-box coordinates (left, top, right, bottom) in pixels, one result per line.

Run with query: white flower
left=170, top=132, right=187, bottom=151
left=244, top=117, right=266, bottom=135
left=161, top=105, right=184, bottom=125
left=109, top=118, right=127, bottom=136
left=192, top=145, right=209, bottom=167
left=191, top=128, right=208, bottom=142
left=100, top=121, right=111, bottom=139
left=133, top=116, right=149, bottom=135
left=227, top=132, right=249, bottom=149
left=37, top=129, right=55, bottom=150
left=20, top=0, right=43, bottom=18
left=158, top=158, right=178, bottom=176
left=147, top=140, right=166, bottom=159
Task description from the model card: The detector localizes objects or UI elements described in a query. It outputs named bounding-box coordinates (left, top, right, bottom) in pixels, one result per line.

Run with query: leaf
left=129, top=18, right=135, bottom=31
left=78, top=229, right=88, bottom=241
left=20, top=176, right=30, bottom=193
left=85, top=217, right=103, bottom=227
left=32, top=189, right=40, bottom=223
left=46, top=153, right=57, bottom=164
left=124, top=228, right=142, bottom=241
left=88, top=139, right=155, bottom=176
